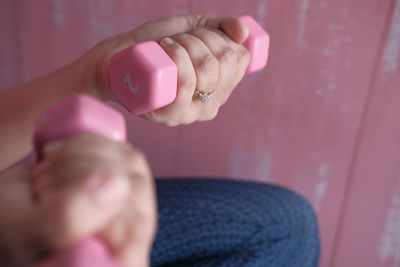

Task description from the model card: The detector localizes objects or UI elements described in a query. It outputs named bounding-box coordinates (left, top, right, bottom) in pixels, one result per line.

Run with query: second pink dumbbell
left=110, top=16, right=270, bottom=115
left=32, top=94, right=126, bottom=267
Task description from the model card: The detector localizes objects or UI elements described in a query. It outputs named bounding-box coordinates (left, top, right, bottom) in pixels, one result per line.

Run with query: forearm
left=0, top=58, right=97, bottom=170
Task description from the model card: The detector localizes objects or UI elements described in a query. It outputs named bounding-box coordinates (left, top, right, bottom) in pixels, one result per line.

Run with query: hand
left=82, top=14, right=251, bottom=126
left=0, top=134, right=157, bottom=267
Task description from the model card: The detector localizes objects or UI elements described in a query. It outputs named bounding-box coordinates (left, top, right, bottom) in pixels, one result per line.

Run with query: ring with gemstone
left=193, top=89, right=216, bottom=103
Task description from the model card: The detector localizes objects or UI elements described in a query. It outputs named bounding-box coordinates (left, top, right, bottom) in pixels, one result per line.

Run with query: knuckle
left=128, top=153, right=152, bottom=180
left=121, top=142, right=134, bottom=154
left=181, top=74, right=197, bottom=91
left=208, top=28, right=227, bottom=40
left=219, top=47, right=237, bottom=64
left=128, top=149, right=146, bottom=165
left=173, top=32, right=191, bottom=43
left=165, top=37, right=186, bottom=57
left=238, top=46, right=251, bottom=63
left=197, top=54, right=219, bottom=74
left=190, top=27, right=205, bottom=36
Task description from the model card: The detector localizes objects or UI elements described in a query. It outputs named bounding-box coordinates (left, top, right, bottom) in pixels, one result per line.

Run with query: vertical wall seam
left=329, top=1, right=398, bottom=266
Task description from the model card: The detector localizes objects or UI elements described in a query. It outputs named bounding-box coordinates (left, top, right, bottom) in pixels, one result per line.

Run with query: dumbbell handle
left=32, top=95, right=126, bottom=267
left=109, top=15, right=270, bottom=115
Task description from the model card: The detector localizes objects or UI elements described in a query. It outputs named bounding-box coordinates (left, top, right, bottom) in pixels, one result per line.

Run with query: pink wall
left=1, top=0, right=399, bottom=266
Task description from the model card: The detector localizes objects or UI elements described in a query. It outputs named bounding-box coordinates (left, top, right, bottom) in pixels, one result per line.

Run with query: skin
left=0, top=14, right=250, bottom=170
left=0, top=134, right=156, bottom=267
left=0, top=14, right=251, bottom=266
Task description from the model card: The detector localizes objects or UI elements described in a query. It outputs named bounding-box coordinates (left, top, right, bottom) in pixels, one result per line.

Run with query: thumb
left=219, top=17, right=250, bottom=44
left=182, top=15, right=250, bottom=43
left=130, top=14, right=249, bottom=44
left=32, top=173, right=131, bottom=250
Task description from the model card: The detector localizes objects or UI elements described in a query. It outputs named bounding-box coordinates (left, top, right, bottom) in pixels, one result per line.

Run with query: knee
left=275, top=186, right=319, bottom=237
left=228, top=182, right=320, bottom=266
left=256, top=184, right=320, bottom=266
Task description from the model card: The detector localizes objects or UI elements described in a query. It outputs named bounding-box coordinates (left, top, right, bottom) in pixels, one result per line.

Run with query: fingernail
left=87, top=174, right=129, bottom=206
left=160, top=37, right=174, bottom=46
left=43, top=141, right=63, bottom=154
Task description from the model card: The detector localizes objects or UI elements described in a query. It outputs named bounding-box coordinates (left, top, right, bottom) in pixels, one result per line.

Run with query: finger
left=219, top=17, right=249, bottom=44
left=32, top=154, right=128, bottom=202
left=159, top=37, right=197, bottom=102
left=206, top=27, right=239, bottom=44
left=32, top=136, right=140, bottom=201
left=188, top=27, right=238, bottom=90
left=126, top=14, right=248, bottom=50
left=100, top=194, right=157, bottom=267
left=31, top=172, right=130, bottom=250
left=100, top=156, right=157, bottom=267
left=189, top=27, right=235, bottom=58
left=41, top=134, right=129, bottom=160
left=183, top=28, right=236, bottom=119
left=144, top=37, right=198, bottom=126
left=189, top=15, right=249, bottom=44
left=0, top=166, right=129, bottom=265
left=172, top=33, right=219, bottom=95
left=33, top=134, right=129, bottom=182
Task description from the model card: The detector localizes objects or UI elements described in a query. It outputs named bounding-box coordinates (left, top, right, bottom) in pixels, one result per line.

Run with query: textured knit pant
left=151, top=178, right=320, bottom=267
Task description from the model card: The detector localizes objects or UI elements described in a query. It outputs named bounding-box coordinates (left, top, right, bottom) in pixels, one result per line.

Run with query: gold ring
left=193, top=89, right=216, bottom=103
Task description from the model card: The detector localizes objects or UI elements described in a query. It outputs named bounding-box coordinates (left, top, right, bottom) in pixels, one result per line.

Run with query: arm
left=0, top=14, right=250, bottom=170
left=0, top=59, right=96, bottom=170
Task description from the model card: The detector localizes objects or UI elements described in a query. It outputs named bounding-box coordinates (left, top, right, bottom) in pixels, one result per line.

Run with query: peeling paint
left=87, top=0, right=116, bottom=45
left=323, top=48, right=333, bottom=56
left=378, top=196, right=400, bottom=265
left=51, top=0, right=66, bottom=25
left=254, top=149, right=271, bottom=181
left=51, top=0, right=62, bottom=10
left=314, top=164, right=329, bottom=211
left=316, top=88, right=324, bottom=96
left=297, top=0, right=310, bottom=47
left=258, top=0, right=266, bottom=17
left=333, top=39, right=340, bottom=47
left=345, top=35, right=353, bottom=42
left=382, top=0, right=400, bottom=73
left=229, top=141, right=272, bottom=182
left=328, top=23, right=341, bottom=31
left=257, top=0, right=267, bottom=28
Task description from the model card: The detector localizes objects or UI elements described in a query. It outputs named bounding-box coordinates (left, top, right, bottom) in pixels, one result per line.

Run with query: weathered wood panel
left=333, top=1, right=400, bottom=266
left=179, top=1, right=392, bottom=266
left=0, top=1, right=396, bottom=266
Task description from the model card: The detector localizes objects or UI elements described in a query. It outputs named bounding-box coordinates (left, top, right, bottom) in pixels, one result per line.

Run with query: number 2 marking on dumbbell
left=123, top=73, right=140, bottom=93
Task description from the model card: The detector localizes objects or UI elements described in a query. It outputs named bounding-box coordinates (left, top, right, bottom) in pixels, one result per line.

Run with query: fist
left=84, top=14, right=251, bottom=126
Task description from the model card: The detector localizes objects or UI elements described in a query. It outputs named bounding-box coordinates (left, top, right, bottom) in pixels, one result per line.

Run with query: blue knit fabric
left=151, top=178, right=320, bottom=267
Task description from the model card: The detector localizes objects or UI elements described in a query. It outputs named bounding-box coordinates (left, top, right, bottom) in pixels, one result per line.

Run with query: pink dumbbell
left=32, top=94, right=126, bottom=267
left=110, top=15, right=270, bottom=115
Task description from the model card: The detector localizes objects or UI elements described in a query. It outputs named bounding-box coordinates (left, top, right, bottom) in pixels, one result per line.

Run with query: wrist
left=79, top=33, right=138, bottom=104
